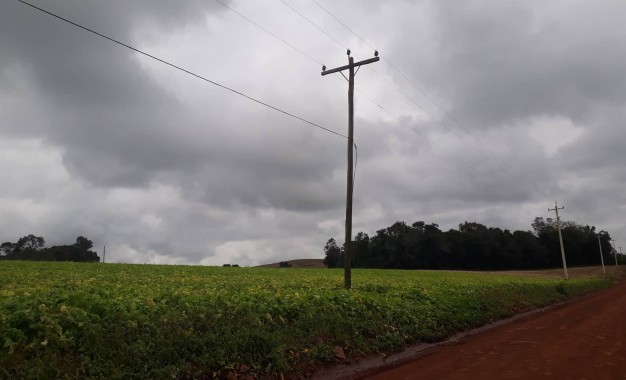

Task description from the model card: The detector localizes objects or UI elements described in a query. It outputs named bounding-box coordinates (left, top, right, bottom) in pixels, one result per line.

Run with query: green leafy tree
left=352, top=232, right=370, bottom=267
left=323, top=238, right=342, bottom=268
left=74, top=236, right=94, bottom=251
left=0, top=242, right=16, bottom=257
left=323, top=217, right=616, bottom=271
left=15, top=234, right=45, bottom=252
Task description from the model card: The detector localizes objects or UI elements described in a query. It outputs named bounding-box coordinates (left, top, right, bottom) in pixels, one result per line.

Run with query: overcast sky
left=1, top=0, right=625, bottom=266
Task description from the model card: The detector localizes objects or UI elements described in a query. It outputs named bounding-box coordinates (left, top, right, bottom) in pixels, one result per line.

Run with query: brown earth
left=257, top=258, right=325, bottom=268
left=359, top=270, right=626, bottom=380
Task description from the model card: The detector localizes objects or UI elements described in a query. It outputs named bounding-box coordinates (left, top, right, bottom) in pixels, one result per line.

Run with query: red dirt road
left=364, top=280, right=626, bottom=380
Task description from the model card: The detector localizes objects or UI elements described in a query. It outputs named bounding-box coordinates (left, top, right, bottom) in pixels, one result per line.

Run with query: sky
left=1, top=0, right=625, bottom=266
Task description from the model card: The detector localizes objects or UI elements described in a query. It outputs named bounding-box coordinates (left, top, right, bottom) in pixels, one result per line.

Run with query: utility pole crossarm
left=321, top=56, right=380, bottom=76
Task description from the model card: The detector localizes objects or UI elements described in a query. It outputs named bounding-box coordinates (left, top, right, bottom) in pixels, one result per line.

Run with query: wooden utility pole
left=549, top=202, right=568, bottom=280
left=597, top=235, right=606, bottom=275
left=322, top=50, right=379, bottom=289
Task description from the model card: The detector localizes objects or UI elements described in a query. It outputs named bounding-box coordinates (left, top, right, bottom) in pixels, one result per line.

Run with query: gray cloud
left=1, top=0, right=625, bottom=265
left=393, top=0, right=626, bottom=128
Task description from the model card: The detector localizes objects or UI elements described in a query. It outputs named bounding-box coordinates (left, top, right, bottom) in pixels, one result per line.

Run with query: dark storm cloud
left=0, top=0, right=229, bottom=188
left=2, top=0, right=625, bottom=265
left=393, top=0, right=626, bottom=129
left=1, top=0, right=349, bottom=204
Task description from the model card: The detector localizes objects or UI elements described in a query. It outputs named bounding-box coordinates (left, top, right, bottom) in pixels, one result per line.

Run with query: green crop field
left=0, top=262, right=614, bottom=379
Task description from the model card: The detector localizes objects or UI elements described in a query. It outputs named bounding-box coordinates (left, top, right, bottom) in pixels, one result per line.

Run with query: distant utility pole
left=322, top=49, right=379, bottom=290
left=103, top=245, right=106, bottom=263
left=597, top=235, right=606, bottom=275
left=548, top=202, right=568, bottom=280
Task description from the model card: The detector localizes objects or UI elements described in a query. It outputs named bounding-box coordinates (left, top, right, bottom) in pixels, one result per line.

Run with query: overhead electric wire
left=279, top=0, right=494, bottom=165
left=216, top=0, right=531, bottom=192
left=384, top=58, right=517, bottom=170
left=306, top=2, right=510, bottom=156
left=277, top=1, right=492, bottom=176
left=308, top=0, right=550, bottom=197
left=214, top=0, right=324, bottom=67
left=279, top=0, right=347, bottom=50
left=308, top=1, right=506, bottom=161
left=354, top=88, right=502, bottom=188
left=310, top=0, right=374, bottom=51
left=213, top=0, right=359, bottom=180
left=16, top=0, right=346, bottom=140
left=26, top=0, right=542, bottom=197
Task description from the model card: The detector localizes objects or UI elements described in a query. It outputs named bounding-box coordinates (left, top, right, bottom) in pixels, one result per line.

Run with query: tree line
left=323, top=218, right=620, bottom=270
left=0, top=234, right=100, bottom=262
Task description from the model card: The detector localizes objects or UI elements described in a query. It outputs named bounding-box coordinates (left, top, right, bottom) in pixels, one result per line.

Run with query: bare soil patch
left=257, top=258, right=325, bottom=268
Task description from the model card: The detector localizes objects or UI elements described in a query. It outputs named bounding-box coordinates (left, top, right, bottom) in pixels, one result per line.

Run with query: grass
left=0, top=261, right=617, bottom=379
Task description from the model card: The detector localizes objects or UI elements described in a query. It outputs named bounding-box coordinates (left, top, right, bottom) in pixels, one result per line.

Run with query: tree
left=323, top=238, right=342, bottom=268
left=458, top=221, right=488, bottom=235
left=323, top=218, right=616, bottom=271
left=417, top=223, right=444, bottom=268
left=0, top=242, right=16, bottom=257
left=15, top=234, right=45, bottom=252
left=0, top=235, right=99, bottom=262
left=74, top=236, right=94, bottom=251
left=352, top=232, right=370, bottom=267
left=511, top=230, right=549, bottom=269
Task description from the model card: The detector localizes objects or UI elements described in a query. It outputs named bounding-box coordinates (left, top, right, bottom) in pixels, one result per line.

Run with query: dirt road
left=363, top=279, right=626, bottom=380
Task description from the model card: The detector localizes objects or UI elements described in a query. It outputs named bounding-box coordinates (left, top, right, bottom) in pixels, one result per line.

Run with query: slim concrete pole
left=103, top=245, right=106, bottom=263
left=343, top=55, right=355, bottom=290
left=549, top=202, right=568, bottom=280
left=321, top=52, right=379, bottom=289
left=598, top=235, right=606, bottom=275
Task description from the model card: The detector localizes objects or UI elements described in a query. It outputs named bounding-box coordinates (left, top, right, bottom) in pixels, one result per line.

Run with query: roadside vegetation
left=0, top=261, right=616, bottom=379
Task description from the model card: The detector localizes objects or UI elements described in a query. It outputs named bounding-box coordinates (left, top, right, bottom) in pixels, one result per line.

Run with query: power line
left=311, top=0, right=375, bottom=51
left=354, top=88, right=503, bottom=188
left=17, top=0, right=531, bottom=205
left=281, top=1, right=512, bottom=174
left=383, top=57, right=514, bottom=168
left=215, top=0, right=324, bottom=67
left=309, top=0, right=550, bottom=197
left=16, top=0, right=346, bottom=139
left=306, top=2, right=505, bottom=157
left=220, top=0, right=525, bottom=192
left=279, top=0, right=495, bottom=165
left=279, top=0, right=348, bottom=51
left=366, top=65, right=492, bottom=161
left=271, top=2, right=502, bottom=188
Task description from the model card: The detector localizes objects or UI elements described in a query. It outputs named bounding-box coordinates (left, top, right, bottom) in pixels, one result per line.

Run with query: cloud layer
left=1, top=0, right=625, bottom=265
